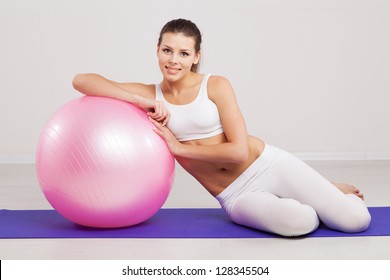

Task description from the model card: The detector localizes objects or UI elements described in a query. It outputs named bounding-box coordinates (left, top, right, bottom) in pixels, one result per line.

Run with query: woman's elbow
left=233, top=145, right=249, bottom=163
left=72, top=73, right=100, bottom=93
left=72, top=74, right=87, bottom=92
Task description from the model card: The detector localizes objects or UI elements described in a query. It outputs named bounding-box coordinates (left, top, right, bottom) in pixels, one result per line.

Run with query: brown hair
left=158, top=18, right=202, bottom=73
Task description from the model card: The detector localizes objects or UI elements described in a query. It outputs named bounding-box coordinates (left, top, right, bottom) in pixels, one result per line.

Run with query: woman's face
left=157, top=32, right=200, bottom=81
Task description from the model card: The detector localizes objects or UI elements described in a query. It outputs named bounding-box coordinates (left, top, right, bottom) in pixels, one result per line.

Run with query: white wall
left=1, top=0, right=389, bottom=162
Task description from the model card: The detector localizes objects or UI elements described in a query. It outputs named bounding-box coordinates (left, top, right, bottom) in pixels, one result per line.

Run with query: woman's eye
left=181, top=52, right=189, bottom=57
left=163, top=49, right=171, bottom=53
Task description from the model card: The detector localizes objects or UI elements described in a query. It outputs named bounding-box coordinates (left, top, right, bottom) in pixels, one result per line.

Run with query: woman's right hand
left=138, top=97, right=171, bottom=126
left=72, top=74, right=170, bottom=125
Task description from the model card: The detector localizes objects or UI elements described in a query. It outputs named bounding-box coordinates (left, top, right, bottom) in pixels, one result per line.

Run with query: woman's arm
left=72, top=73, right=170, bottom=125
left=151, top=76, right=249, bottom=163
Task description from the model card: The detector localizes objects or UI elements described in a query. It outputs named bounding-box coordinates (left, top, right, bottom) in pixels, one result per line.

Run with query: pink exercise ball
left=36, top=96, right=175, bottom=228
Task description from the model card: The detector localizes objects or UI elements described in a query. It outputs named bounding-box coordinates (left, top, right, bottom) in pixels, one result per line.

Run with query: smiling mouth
left=165, top=66, right=181, bottom=73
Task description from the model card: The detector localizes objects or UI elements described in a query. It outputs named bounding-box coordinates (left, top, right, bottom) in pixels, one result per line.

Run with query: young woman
left=72, top=18, right=371, bottom=237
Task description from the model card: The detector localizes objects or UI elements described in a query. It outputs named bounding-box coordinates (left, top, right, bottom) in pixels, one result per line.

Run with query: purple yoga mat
left=0, top=207, right=389, bottom=238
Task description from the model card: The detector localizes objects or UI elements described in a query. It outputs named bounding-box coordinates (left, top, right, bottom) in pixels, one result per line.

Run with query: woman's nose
left=169, top=54, right=178, bottom=64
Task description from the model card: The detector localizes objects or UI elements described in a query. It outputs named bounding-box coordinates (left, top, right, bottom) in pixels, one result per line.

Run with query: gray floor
left=0, top=160, right=389, bottom=260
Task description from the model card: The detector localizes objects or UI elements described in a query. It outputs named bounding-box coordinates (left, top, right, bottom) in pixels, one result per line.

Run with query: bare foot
left=332, top=182, right=365, bottom=200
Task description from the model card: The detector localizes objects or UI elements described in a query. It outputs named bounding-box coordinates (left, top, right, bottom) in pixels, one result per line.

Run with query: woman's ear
left=194, top=51, right=201, bottom=65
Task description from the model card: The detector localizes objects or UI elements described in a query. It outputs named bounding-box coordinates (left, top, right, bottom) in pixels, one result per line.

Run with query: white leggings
left=216, top=144, right=371, bottom=237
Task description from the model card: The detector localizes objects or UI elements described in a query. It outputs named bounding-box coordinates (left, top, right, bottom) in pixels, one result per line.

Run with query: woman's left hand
left=148, top=117, right=181, bottom=156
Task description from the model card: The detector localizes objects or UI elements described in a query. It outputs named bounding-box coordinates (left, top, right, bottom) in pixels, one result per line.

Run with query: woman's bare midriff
left=175, top=134, right=265, bottom=197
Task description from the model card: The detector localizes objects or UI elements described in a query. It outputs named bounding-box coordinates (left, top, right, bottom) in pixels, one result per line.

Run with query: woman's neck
left=162, top=72, right=202, bottom=96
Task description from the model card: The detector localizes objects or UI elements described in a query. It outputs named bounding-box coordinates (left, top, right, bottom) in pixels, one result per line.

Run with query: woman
left=72, top=18, right=371, bottom=237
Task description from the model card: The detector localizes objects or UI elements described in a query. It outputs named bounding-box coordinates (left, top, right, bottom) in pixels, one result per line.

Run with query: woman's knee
left=277, top=203, right=320, bottom=237
left=322, top=196, right=371, bottom=233
left=335, top=207, right=371, bottom=233
left=230, top=197, right=319, bottom=237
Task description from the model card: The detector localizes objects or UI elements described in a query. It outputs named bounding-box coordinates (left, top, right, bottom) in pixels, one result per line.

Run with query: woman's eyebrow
left=162, top=45, right=191, bottom=52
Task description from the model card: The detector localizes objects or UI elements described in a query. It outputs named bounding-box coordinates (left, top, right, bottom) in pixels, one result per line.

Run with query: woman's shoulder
left=208, top=74, right=230, bottom=84
left=207, top=74, right=235, bottom=98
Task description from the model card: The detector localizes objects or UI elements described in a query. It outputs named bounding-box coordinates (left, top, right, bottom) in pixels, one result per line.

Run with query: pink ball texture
left=36, top=96, right=175, bottom=228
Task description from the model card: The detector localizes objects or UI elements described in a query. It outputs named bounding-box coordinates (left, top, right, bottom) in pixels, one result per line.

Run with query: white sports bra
left=155, top=74, right=224, bottom=141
